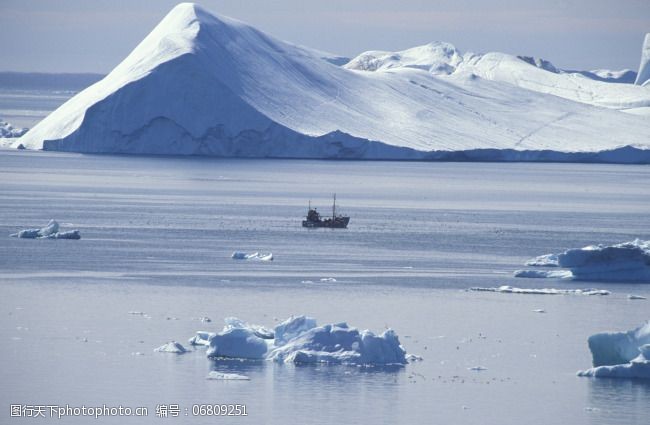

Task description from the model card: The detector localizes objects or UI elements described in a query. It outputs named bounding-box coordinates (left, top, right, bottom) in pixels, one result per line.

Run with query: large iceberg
left=14, top=3, right=650, bottom=163
left=516, top=239, right=650, bottom=282
left=577, top=322, right=650, bottom=380
left=201, top=316, right=408, bottom=366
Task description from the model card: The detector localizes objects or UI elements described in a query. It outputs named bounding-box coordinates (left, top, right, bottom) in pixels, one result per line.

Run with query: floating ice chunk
left=206, top=371, right=250, bottom=380
left=198, top=316, right=408, bottom=366
left=532, top=309, right=546, bottom=313
left=628, top=294, right=647, bottom=300
left=273, top=315, right=317, bottom=346
left=586, top=321, right=650, bottom=367
left=525, top=253, right=559, bottom=267
left=154, top=341, right=188, bottom=354
left=188, top=331, right=215, bottom=346
left=43, top=230, right=81, bottom=240
left=521, top=239, right=650, bottom=282
left=320, top=278, right=337, bottom=282
left=231, top=252, right=273, bottom=261
left=0, top=119, right=28, bottom=138
left=468, top=366, right=487, bottom=371
left=406, top=354, right=424, bottom=362
left=577, top=344, right=650, bottom=379
left=469, top=286, right=610, bottom=296
left=10, top=220, right=81, bottom=240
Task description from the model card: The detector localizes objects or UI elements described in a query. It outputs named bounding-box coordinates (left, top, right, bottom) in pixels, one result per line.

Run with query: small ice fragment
left=206, top=371, right=250, bottom=380
left=200, top=317, right=212, bottom=323
left=532, top=309, right=546, bottom=313
left=154, top=341, right=187, bottom=354
left=468, top=366, right=487, bottom=371
left=320, top=278, right=337, bottom=282
left=628, top=294, right=647, bottom=300
left=132, top=352, right=145, bottom=356
left=406, top=354, right=424, bottom=362
left=231, top=252, right=273, bottom=261
left=301, top=280, right=314, bottom=284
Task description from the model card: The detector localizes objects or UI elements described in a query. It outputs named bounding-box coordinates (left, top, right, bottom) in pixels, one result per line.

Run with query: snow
left=10, top=220, right=81, bottom=240
left=15, top=3, right=650, bottom=163
left=469, top=286, right=610, bottom=296
left=206, top=371, right=250, bottom=380
left=517, top=239, right=650, bottom=282
left=577, top=323, right=650, bottom=380
left=231, top=252, right=273, bottom=261
left=154, top=341, right=188, bottom=354
left=635, top=34, right=650, bottom=86
left=347, top=44, right=650, bottom=115
left=202, top=316, right=408, bottom=365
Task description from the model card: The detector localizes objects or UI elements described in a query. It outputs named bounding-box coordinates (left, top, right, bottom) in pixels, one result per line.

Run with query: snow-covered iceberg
left=14, top=3, right=650, bottom=163
left=201, top=315, right=408, bottom=366
left=516, top=239, right=650, bottom=282
left=10, top=220, right=81, bottom=240
left=577, top=322, right=650, bottom=380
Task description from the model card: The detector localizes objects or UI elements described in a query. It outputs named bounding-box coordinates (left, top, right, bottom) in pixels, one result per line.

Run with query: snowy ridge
left=15, top=3, right=650, bottom=163
left=347, top=45, right=650, bottom=113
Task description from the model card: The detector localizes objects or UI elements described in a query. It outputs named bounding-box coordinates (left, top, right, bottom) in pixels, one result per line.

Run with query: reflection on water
left=586, top=378, right=650, bottom=424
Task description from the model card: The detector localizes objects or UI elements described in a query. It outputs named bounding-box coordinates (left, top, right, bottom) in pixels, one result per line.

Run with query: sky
left=1, top=0, right=649, bottom=74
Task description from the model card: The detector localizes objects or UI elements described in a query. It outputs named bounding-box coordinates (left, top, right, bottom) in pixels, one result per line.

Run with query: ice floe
left=628, top=294, right=647, bottom=300
left=10, top=219, right=81, bottom=240
left=154, top=341, right=188, bottom=354
left=206, top=371, right=250, bottom=380
left=231, top=252, right=273, bottom=261
left=577, top=322, right=650, bottom=379
left=469, top=286, right=610, bottom=296
left=517, top=239, right=650, bottom=282
left=200, top=315, right=409, bottom=366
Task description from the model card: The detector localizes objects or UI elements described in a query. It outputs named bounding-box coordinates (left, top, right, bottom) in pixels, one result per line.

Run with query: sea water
left=1, top=151, right=649, bottom=424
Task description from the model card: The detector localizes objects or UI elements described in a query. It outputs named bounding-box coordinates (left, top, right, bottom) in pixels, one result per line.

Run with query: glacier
left=577, top=322, right=650, bottom=380
left=13, top=3, right=650, bottom=163
left=201, top=315, right=408, bottom=366
left=515, top=239, right=650, bottom=282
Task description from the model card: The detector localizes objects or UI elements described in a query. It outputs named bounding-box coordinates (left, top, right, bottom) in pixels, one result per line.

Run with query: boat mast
left=332, top=193, right=336, bottom=218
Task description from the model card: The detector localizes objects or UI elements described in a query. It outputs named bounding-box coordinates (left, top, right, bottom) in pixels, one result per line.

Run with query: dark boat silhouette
left=302, top=194, right=350, bottom=229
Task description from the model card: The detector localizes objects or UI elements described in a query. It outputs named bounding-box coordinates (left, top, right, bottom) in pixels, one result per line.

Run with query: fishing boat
left=302, top=194, right=350, bottom=228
